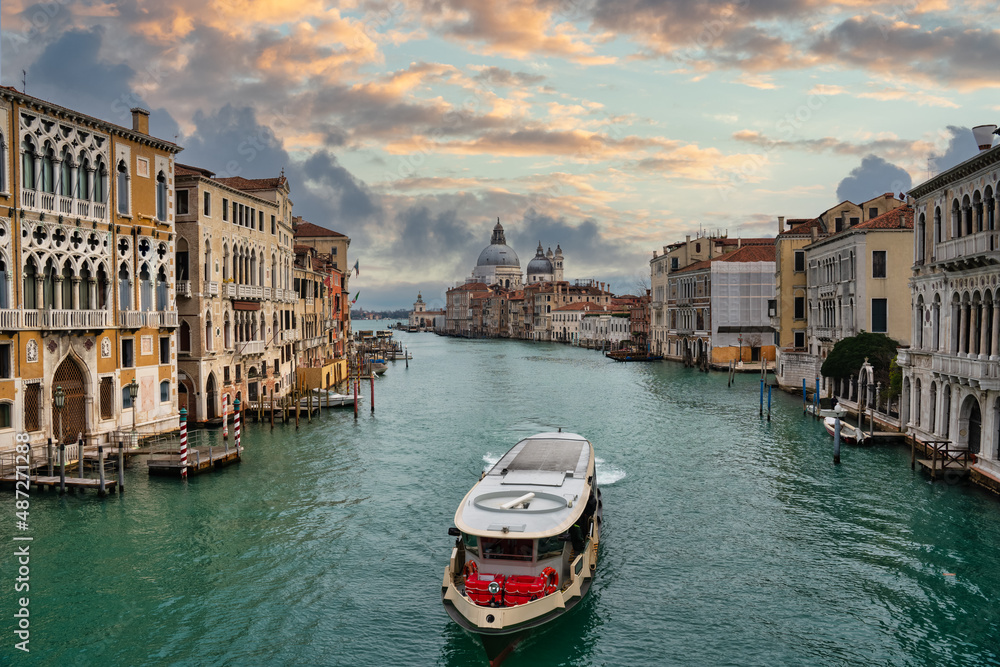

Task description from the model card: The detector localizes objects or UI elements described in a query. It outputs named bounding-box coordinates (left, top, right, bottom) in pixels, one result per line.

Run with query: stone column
left=980, top=302, right=990, bottom=360
left=72, top=277, right=81, bottom=310
left=959, top=302, right=968, bottom=356
left=992, top=297, right=1000, bottom=361
left=88, top=278, right=97, bottom=310
left=54, top=276, right=63, bottom=310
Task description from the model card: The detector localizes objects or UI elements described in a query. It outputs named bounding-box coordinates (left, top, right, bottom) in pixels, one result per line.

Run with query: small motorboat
left=824, top=416, right=865, bottom=445
left=442, top=432, right=602, bottom=665
left=300, top=388, right=358, bottom=408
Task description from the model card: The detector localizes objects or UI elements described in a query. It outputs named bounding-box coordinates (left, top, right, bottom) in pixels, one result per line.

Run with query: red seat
left=465, top=572, right=505, bottom=607
left=503, top=574, right=546, bottom=607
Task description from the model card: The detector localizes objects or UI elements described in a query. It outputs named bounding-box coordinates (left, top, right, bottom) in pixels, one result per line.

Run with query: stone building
left=293, top=244, right=347, bottom=390
left=0, top=88, right=182, bottom=451
left=472, top=221, right=522, bottom=289
left=173, top=164, right=297, bottom=424
left=898, top=130, right=1000, bottom=490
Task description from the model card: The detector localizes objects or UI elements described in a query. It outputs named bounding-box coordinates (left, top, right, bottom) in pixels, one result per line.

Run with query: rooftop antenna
left=22, top=69, right=27, bottom=94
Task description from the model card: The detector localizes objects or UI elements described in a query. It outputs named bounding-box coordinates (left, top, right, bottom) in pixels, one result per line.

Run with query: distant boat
left=442, top=432, right=603, bottom=665
left=300, top=389, right=358, bottom=408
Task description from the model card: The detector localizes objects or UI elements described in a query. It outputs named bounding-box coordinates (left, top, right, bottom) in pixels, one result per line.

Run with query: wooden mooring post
left=295, top=385, right=300, bottom=429
left=78, top=436, right=85, bottom=479
left=307, top=382, right=312, bottom=424
left=97, top=446, right=107, bottom=497
left=370, top=372, right=375, bottom=413
left=802, top=379, right=807, bottom=415
left=58, top=443, right=66, bottom=494
left=117, top=441, right=125, bottom=493
left=270, top=387, right=275, bottom=429
left=47, top=437, right=53, bottom=476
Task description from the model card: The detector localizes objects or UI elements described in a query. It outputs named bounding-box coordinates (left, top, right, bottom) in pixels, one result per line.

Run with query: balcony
left=302, top=335, right=325, bottom=349
left=22, top=189, right=108, bottom=222
left=931, top=353, right=1000, bottom=390
left=0, top=309, right=21, bottom=329
left=145, top=311, right=179, bottom=328
left=263, top=287, right=272, bottom=300
left=306, top=297, right=315, bottom=307
left=237, top=285, right=263, bottom=299
left=222, top=283, right=237, bottom=297
left=240, top=340, right=265, bottom=355
left=21, top=309, right=111, bottom=330
left=935, top=232, right=1000, bottom=270
left=282, top=329, right=301, bottom=343
left=206, top=282, right=219, bottom=296
left=118, top=311, right=145, bottom=328
left=176, top=281, right=191, bottom=298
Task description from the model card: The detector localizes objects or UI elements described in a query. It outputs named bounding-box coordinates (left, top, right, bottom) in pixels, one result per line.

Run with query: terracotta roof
left=850, top=204, right=913, bottom=231
left=451, top=282, right=489, bottom=292
left=671, top=258, right=713, bottom=274
left=779, top=218, right=826, bottom=236
left=176, top=163, right=216, bottom=178
left=716, top=244, right=776, bottom=263
left=294, top=220, right=347, bottom=238
left=215, top=176, right=287, bottom=192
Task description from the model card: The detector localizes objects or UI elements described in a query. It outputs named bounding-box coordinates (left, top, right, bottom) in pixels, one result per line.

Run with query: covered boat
left=824, top=416, right=865, bottom=445
left=442, top=432, right=602, bottom=665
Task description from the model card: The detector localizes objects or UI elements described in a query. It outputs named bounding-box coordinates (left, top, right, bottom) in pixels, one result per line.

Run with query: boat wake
left=483, top=453, right=625, bottom=485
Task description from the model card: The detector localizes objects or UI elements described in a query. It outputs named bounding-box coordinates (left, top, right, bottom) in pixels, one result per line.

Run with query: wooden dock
left=26, top=476, right=119, bottom=492
left=147, top=445, right=241, bottom=477
left=911, top=439, right=972, bottom=481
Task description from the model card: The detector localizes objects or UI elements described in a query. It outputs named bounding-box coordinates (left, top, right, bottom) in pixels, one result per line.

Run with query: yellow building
left=0, top=89, right=181, bottom=450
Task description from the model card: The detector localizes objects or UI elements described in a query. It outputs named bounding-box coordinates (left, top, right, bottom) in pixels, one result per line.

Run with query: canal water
left=4, top=324, right=1000, bottom=666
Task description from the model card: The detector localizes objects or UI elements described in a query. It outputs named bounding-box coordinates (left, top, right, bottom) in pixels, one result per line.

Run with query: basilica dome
left=477, top=221, right=520, bottom=267
left=526, top=242, right=553, bottom=276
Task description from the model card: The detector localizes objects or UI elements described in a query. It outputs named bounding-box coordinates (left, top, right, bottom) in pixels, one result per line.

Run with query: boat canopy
left=455, top=432, right=593, bottom=540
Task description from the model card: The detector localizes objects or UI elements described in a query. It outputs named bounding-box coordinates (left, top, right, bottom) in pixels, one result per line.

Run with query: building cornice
left=909, top=145, right=1000, bottom=199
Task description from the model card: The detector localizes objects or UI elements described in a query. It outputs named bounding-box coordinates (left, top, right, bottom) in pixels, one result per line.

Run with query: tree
left=820, top=331, right=899, bottom=391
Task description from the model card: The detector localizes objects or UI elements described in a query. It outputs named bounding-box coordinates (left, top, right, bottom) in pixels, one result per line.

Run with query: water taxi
left=442, top=432, right=603, bottom=665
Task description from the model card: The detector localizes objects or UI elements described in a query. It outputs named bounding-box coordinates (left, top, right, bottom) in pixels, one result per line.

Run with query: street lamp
left=128, top=378, right=139, bottom=446
left=53, top=385, right=65, bottom=445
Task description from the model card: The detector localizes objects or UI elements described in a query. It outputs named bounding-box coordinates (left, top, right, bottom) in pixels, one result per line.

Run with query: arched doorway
left=960, top=394, right=982, bottom=455
left=206, top=373, right=218, bottom=420
left=52, top=356, right=87, bottom=444
left=178, top=382, right=190, bottom=417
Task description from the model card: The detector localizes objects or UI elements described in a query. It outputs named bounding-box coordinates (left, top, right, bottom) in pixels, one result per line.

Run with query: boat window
left=462, top=533, right=479, bottom=556
left=480, top=537, right=533, bottom=561
left=536, top=536, right=564, bottom=560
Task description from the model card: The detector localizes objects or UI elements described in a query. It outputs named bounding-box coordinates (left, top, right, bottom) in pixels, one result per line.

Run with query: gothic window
left=79, top=264, right=92, bottom=309
left=156, top=266, right=168, bottom=311
left=97, top=264, right=110, bottom=310
left=117, top=160, right=129, bottom=215
left=156, top=171, right=168, bottom=221
left=139, top=263, right=152, bottom=311
left=21, top=139, right=37, bottom=190
left=41, top=145, right=55, bottom=193
left=119, top=262, right=132, bottom=310
left=0, top=257, right=7, bottom=309
left=77, top=155, right=91, bottom=201
left=95, top=160, right=107, bottom=204
left=60, top=148, right=73, bottom=197
left=160, top=380, right=170, bottom=403
left=0, top=132, right=6, bottom=192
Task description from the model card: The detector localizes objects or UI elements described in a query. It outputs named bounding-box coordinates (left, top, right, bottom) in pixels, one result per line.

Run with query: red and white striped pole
left=222, top=394, right=228, bottom=440
left=234, top=397, right=242, bottom=451
left=179, top=407, right=188, bottom=479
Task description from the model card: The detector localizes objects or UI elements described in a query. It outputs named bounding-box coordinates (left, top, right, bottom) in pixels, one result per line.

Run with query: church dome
left=476, top=220, right=520, bottom=267
left=527, top=242, right=553, bottom=275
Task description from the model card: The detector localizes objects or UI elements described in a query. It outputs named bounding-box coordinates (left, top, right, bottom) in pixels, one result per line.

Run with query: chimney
left=811, top=226, right=818, bottom=242
left=778, top=216, right=784, bottom=234
left=653, top=250, right=658, bottom=258
left=973, top=125, right=997, bottom=151
left=131, top=107, right=150, bottom=134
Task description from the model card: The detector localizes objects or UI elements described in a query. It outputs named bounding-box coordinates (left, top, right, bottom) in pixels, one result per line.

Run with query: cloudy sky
left=2, top=1, right=996, bottom=309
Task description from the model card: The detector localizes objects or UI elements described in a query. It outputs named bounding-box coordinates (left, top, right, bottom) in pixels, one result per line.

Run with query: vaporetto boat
left=442, top=431, right=602, bottom=665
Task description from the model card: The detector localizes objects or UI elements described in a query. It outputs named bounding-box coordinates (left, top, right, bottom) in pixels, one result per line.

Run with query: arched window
left=60, top=148, right=73, bottom=197
left=916, top=213, right=925, bottom=262
left=929, top=382, right=937, bottom=433
left=95, top=160, right=107, bottom=204
left=942, top=387, right=951, bottom=437
left=117, top=160, right=129, bottom=215
left=974, top=191, right=984, bottom=232
left=41, top=145, right=55, bottom=194
left=914, top=379, right=922, bottom=428
left=952, top=199, right=961, bottom=238
left=934, top=206, right=941, bottom=244
left=23, top=258, right=37, bottom=310
left=987, top=186, right=996, bottom=231
left=180, top=320, right=191, bottom=353
left=176, top=238, right=189, bottom=281
left=96, top=263, right=110, bottom=310
left=139, top=263, right=153, bottom=311
left=42, top=259, right=56, bottom=309
left=156, top=171, right=167, bottom=221
left=79, top=263, right=92, bottom=310
left=60, top=261, right=73, bottom=309
left=258, top=251, right=264, bottom=287
left=205, top=314, right=213, bottom=352
left=204, top=241, right=212, bottom=282
left=119, top=262, right=132, bottom=310
left=21, top=139, right=37, bottom=190
left=77, top=155, right=91, bottom=201
left=222, top=244, right=229, bottom=281
left=156, top=266, right=168, bottom=311
left=160, top=380, right=170, bottom=403
left=0, top=256, right=8, bottom=309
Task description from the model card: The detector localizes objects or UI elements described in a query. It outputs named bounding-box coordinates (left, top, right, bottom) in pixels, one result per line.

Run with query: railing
left=19, top=309, right=110, bottom=329
left=262, top=287, right=272, bottom=299
left=59, top=197, right=73, bottom=214
left=93, top=202, right=107, bottom=219
left=306, top=297, right=315, bottom=307
left=206, top=281, right=219, bottom=296
left=240, top=340, right=265, bottom=355
left=0, top=309, right=20, bottom=329
left=176, top=281, right=191, bottom=298
left=222, top=283, right=237, bottom=297
left=281, top=329, right=301, bottom=343
left=931, top=353, right=1000, bottom=388
left=21, top=189, right=36, bottom=208
left=936, top=232, right=1000, bottom=264
left=118, top=311, right=145, bottom=328
left=20, top=189, right=108, bottom=221
left=144, top=311, right=179, bottom=328
left=302, top=335, right=325, bottom=349
left=237, top=285, right=263, bottom=299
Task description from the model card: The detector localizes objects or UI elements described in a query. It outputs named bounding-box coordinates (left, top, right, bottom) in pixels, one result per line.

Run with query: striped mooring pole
left=179, top=407, right=188, bottom=479
left=222, top=394, right=228, bottom=440
left=234, top=398, right=242, bottom=451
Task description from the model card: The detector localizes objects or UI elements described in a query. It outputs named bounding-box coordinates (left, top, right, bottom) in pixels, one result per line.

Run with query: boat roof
left=455, top=432, right=594, bottom=539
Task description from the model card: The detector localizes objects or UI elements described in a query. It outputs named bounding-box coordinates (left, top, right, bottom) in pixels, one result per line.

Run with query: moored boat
left=824, top=416, right=865, bottom=445
left=442, top=432, right=602, bottom=665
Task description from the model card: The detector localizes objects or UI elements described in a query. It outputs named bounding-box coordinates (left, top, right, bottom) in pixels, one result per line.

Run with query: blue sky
left=2, top=0, right=997, bottom=309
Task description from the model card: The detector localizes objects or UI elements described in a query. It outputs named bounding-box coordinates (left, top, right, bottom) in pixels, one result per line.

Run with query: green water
left=4, top=324, right=1000, bottom=666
